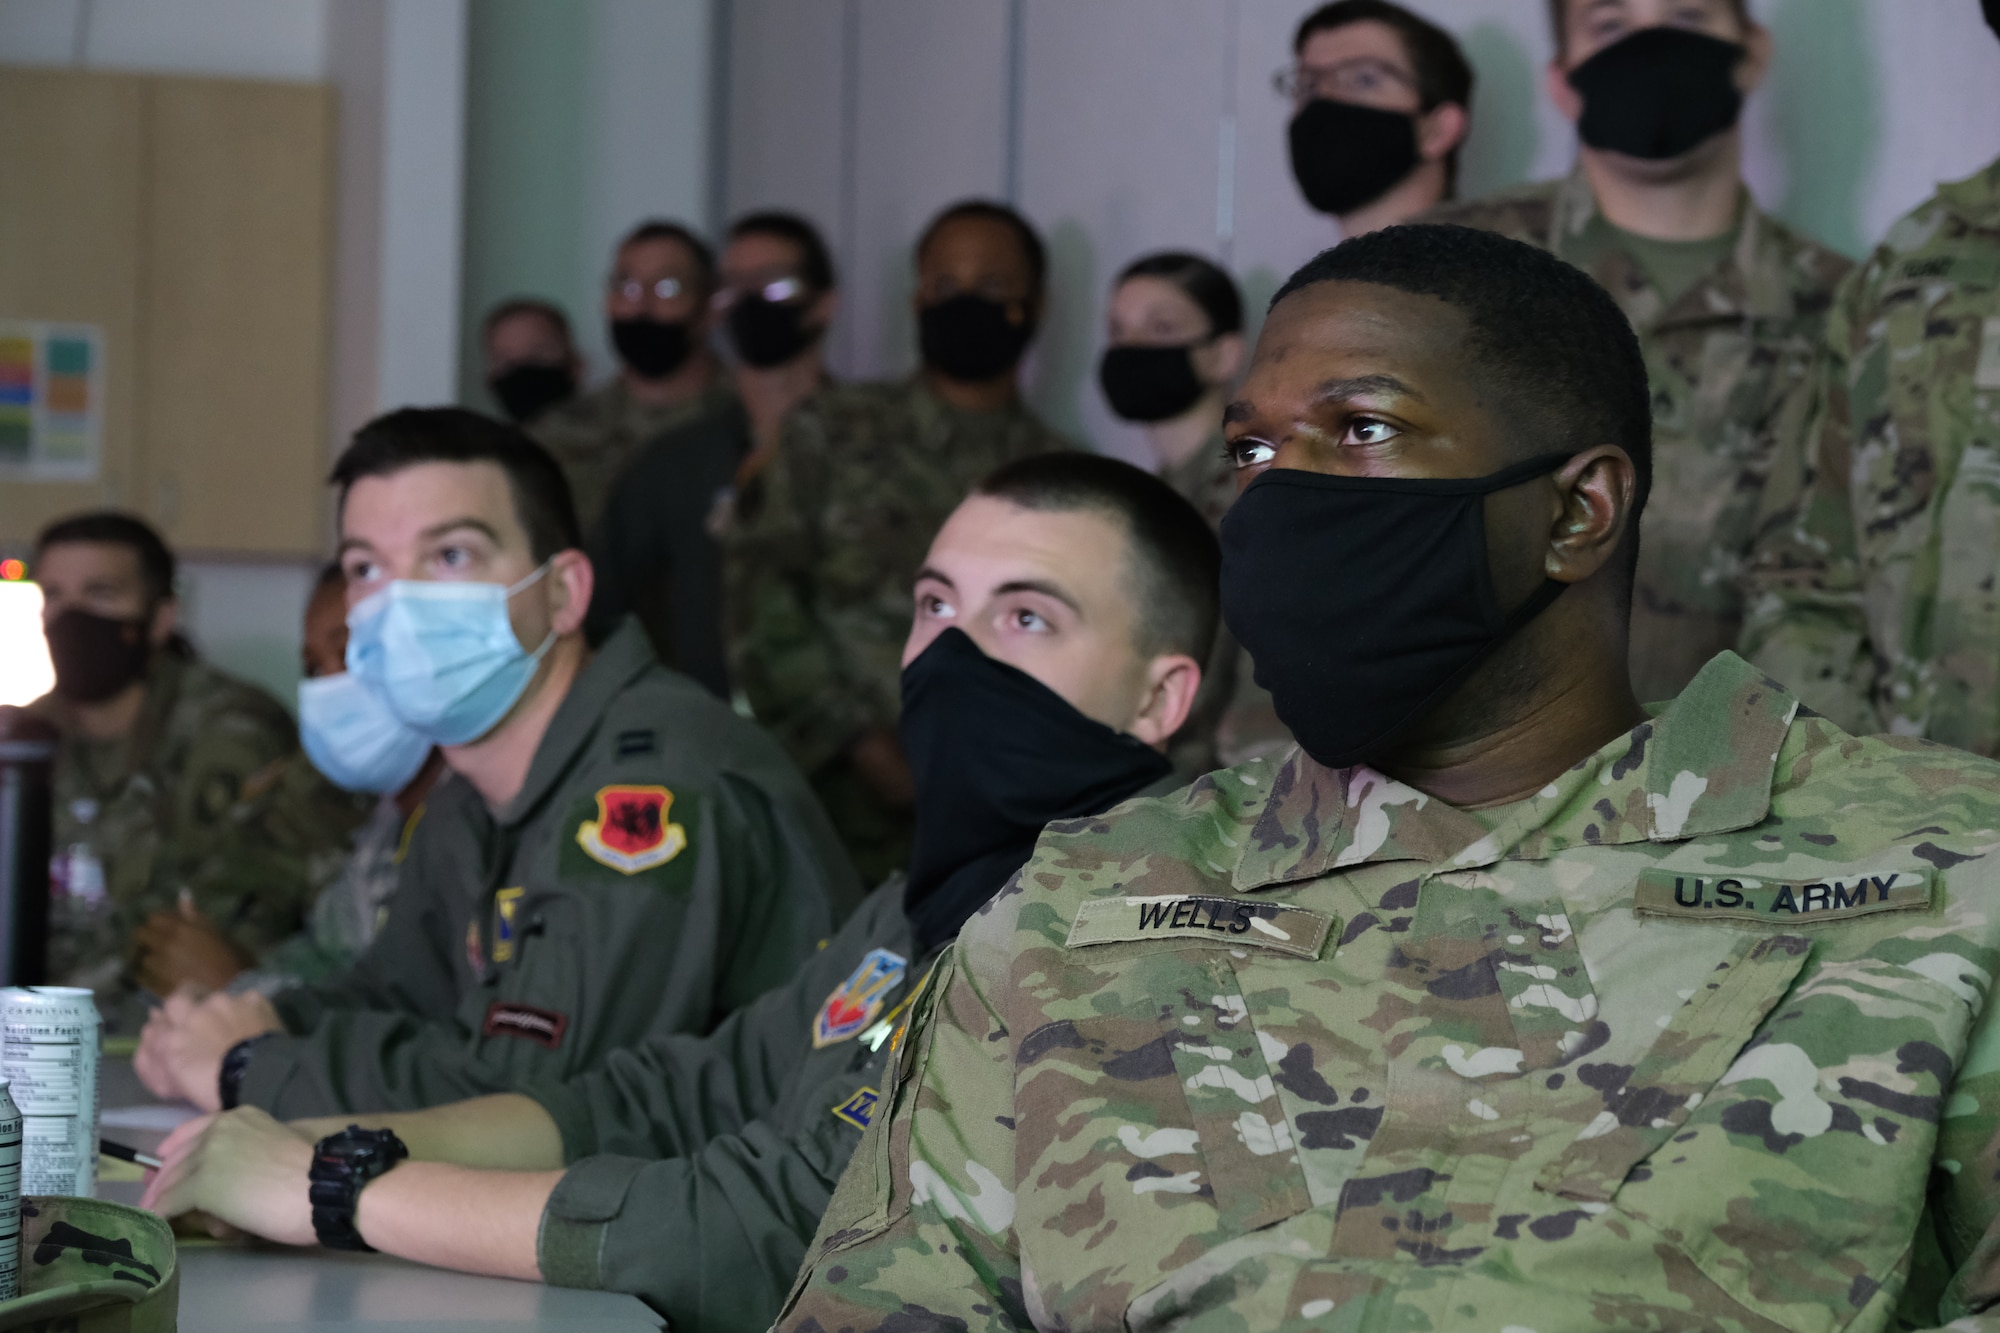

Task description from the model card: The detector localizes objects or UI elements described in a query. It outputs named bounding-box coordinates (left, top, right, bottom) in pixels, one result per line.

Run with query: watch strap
left=217, top=1032, right=277, bottom=1110
left=309, top=1126, right=409, bottom=1251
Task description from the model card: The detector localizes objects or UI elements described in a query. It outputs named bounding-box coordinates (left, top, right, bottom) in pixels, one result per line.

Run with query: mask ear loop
left=504, top=559, right=560, bottom=662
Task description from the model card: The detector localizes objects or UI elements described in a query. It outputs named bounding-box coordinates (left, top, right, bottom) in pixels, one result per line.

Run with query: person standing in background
left=725, top=200, right=1072, bottom=886
left=1741, top=0, right=2000, bottom=757
left=26, top=512, right=354, bottom=1032
left=1429, top=0, right=1851, bottom=704
left=1282, top=0, right=1473, bottom=238
left=585, top=212, right=840, bottom=697
left=531, top=220, right=732, bottom=529
left=480, top=299, right=582, bottom=426
left=1098, top=251, right=1292, bottom=770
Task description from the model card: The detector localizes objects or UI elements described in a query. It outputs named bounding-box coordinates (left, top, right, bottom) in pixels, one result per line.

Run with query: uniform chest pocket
left=1012, top=948, right=1310, bottom=1253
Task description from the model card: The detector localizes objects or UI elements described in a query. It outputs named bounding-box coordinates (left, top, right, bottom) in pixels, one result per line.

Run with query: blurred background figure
left=1282, top=0, right=1474, bottom=237
left=532, top=219, right=731, bottom=530
left=25, top=512, right=360, bottom=1030
left=586, top=210, right=840, bottom=695
left=725, top=200, right=1072, bottom=884
left=1432, top=0, right=1852, bottom=703
left=481, top=298, right=582, bottom=426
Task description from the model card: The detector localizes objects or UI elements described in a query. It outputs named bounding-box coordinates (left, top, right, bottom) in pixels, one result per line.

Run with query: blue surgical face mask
left=345, top=563, right=558, bottom=746
left=297, top=671, right=432, bottom=794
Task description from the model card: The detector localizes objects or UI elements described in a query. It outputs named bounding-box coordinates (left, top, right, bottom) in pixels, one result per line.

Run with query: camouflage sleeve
left=1906, top=989, right=2000, bottom=1327
left=164, top=698, right=327, bottom=956
left=776, top=949, right=1029, bottom=1331
left=1738, top=273, right=1883, bottom=735
left=727, top=407, right=897, bottom=773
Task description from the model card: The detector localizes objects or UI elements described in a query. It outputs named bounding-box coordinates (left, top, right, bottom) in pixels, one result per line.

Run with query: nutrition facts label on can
left=1, top=1007, right=100, bottom=1197
left=0, top=1084, right=18, bottom=1301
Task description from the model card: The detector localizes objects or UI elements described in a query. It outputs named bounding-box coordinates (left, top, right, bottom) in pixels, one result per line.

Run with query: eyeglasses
left=1272, top=57, right=1416, bottom=104
left=712, top=275, right=809, bottom=310
left=609, top=276, right=685, bottom=303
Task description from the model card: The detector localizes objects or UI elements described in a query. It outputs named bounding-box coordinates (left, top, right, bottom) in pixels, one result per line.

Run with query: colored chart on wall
left=0, top=321, right=104, bottom=479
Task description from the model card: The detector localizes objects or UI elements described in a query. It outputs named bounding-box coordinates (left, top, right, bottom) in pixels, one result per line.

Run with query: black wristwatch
left=308, top=1126, right=409, bottom=1251
left=217, top=1032, right=277, bottom=1110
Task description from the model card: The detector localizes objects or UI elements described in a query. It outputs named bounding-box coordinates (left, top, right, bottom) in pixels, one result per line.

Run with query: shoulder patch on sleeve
left=574, top=784, right=688, bottom=874
left=814, top=947, right=909, bottom=1048
left=1066, top=895, right=1335, bottom=959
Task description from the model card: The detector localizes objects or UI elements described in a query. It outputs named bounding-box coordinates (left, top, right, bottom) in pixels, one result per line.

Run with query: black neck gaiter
left=1568, top=26, right=1746, bottom=161
left=1219, top=454, right=1574, bottom=770
left=899, top=628, right=1172, bottom=952
left=46, top=608, right=152, bottom=704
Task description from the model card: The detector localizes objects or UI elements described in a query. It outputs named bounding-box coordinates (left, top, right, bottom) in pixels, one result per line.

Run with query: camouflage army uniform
left=1741, top=157, right=2000, bottom=757
left=27, top=652, right=361, bottom=1029
left=780, top=650, right=2000, bottom=1332
left=530, top=375, right=736, bottom=530
left=724, top=377, right=1072, bottom=883
left=1430, top=174, right=1852, bottom=702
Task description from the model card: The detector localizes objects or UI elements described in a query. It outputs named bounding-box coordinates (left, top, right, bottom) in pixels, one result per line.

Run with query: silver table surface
left=95, top=1057, right=665, bottom=1331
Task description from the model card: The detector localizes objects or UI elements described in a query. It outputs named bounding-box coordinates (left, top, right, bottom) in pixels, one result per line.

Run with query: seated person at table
left=133, top=408, right=861, bottom=1118
left=27, top=511, right=363, bottom=1031
left=142, top=453, right=1214, bottom=1332
left=135, top=563, right=448, bottom=996
left=772, top=224, right=2000, bottom=1333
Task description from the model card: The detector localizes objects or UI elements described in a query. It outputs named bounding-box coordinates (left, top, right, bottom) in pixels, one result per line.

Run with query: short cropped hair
left=1546, top=0, right=1750, bottom=58
left=916, top=200, right=1048, bottom=294
left=1116, top=252, right=1244, bottom=338
left=975, top=453, right=1220, bottom=665
left=35, top=511, right=177, bottom=606
left=330, top=408, right=583, bottom=561
left=728, top=210, right=837, bottom=294
left=1271, top=224, right=1653, bottom=575
left=1294, top=0, right=1474, bottom=189
left=481, top=297, right=574, bottom=348
left=617, top=219, right=718, bottom=301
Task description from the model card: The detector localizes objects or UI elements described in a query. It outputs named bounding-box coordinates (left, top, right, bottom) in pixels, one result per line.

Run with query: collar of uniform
left=1937, top=155, right=2000, bottom=231
left=902, top=374, right=1030, bottom=447
left=490, top=619, right=657, bottom=827
left=1549, top=168, right=1781, bottom=329
left=1229, top=651, right=1797, bottom=892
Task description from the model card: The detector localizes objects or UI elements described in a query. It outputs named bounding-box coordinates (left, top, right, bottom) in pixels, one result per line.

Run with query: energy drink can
left=0, top=987, right=101, bottom=1198
left=0, top=1080, right=19, bottom=1300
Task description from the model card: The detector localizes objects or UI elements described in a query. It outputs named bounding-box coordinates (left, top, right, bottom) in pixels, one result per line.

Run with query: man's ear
left=548, top=550, right=595, bottom=636
left=1545, top=446, right=1637, bottom=585
left=1546, top=59, right=1583, bottom=124
left=1125, top=653, right=1203, bottom=748
left=1736, top=21, right=1773, bottom=94
left=809, top=290, right=839, bottom=332
left=148, top=596, right=178, bottom=648
left=1417, top=102, right=1469, bottom=162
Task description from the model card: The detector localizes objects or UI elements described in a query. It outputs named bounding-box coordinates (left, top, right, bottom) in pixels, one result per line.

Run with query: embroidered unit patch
left=576, top=784, right=687, bottom=874
left=813, top=947, right=908, bottom=1048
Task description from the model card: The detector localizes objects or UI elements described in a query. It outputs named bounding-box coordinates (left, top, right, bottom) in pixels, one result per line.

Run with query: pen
left=100, top=1138, right=163, bottom=1171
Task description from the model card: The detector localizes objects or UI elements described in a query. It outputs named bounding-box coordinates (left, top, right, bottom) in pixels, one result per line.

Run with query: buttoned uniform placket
left=1212, top=655, right=1798, bottom=1315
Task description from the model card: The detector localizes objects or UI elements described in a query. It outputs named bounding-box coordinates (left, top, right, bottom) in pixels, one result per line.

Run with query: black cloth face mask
left=1099, top=344, right=1207, bottom=423
left=45, top=607, right=153, bottom=704
left=1288, top=98, right=1422, bottom=217
left=918, top=294, right=1034, bottom=383
left=898, top=627, right=1172, bottom=952
left=488, top=363, right=576, bottom=423
left=1219, top=453, right=1574, bottom=770
left=1568, top=26, right=1746, bottom=161
left=727, top=295, right=822, bottom=369
left=610, top=317, right=695, bottom=380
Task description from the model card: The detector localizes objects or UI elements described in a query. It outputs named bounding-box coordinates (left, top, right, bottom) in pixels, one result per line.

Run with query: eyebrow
left=419, top=517, right=504, bottom=545
left=995, top=577, right=1083, bottom=615
left=912, top=565, right=956, bottom=590
left=1225, top=372, right=1422, bottom=426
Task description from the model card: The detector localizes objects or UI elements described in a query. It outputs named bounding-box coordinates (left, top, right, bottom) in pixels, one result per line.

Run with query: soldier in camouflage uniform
left=530, top=219, right=734, bottom=529
left=726, top=201, right=1072, bottom=884
left=777, top=227, right=2000, bottom=1333
left=1740, top=150, right=2000, bottom=757
left=1427, top=0, right=1850, bottom=703
left=27, top=513, right=357, bottom=1032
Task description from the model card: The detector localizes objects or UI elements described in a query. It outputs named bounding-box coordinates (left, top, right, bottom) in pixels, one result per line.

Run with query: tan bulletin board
left=0, top=66, right=332, bottom=557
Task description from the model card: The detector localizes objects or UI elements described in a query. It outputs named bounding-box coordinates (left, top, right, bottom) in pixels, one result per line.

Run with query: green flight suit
left=1429, top=173, right=1852, bottom=702
left=29, top=651, right=365, bottom=1031
left=723, top=376, right=1073, bottom=884
left=1742, top=156, right=2000, bottom=757
left=235, top=620, right=862, bottom=1117
left=780, top=652, right=2000, bottom=1332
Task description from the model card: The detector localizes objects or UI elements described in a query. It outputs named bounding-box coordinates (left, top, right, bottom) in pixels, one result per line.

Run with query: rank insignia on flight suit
left=575, top=784, right=687, bottom=874
left=813, top=947, right=907, bottom=1048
